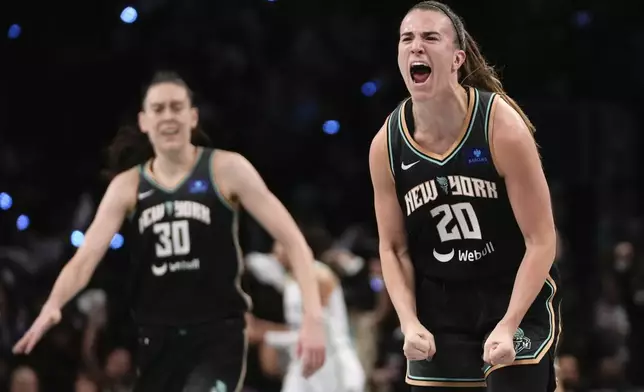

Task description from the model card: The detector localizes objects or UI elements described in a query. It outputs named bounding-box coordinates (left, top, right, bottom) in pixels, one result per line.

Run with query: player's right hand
left=297, top=314, right=326, bottom=378
left=402, top=320, right=436, bottom=361
left=12, top=305, right=61, bottom=355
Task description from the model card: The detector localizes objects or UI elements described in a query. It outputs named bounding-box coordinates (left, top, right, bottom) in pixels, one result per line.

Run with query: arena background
left=1, top=0, right=644, bottom=390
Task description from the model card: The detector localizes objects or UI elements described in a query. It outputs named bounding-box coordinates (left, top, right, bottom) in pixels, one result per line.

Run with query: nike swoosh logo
left=401, top=160, right=420, bottom=170
left=138, top=189, right=155, bottom=200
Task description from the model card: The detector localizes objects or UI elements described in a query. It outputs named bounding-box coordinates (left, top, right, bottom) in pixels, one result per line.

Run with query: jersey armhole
left=385, top=114, right=396, bottom=183
left=126, top=166, right=143, bottom=221
left=208, top=149, right=239, bottom=212
left=484, top=93, right=502, bottom=176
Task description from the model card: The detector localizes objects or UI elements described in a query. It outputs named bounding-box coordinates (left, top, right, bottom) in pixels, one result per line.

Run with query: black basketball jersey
left=128, top=147, right=251, bottom=326
left=387, top=87, right=526, bottom=282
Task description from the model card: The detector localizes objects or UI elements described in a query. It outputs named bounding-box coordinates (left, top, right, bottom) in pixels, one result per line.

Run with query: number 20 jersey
left=387, top=88, right=526, bottom=282
left=128, top=148, right=250, bottom=326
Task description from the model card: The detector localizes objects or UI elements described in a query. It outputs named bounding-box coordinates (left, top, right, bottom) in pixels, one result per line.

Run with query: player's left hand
left=483, top=322, right=516, bottom=366
left=297, top=314, right=326, bottom=378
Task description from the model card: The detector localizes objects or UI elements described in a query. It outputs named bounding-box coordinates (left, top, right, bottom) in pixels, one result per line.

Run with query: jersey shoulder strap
left=385, top=97, right=410, bottom=180
left=472, top=89, right=498, bottom=145
left=136, top=160, right=155, bottom=194
left=192, top=146, right=214, bottom=177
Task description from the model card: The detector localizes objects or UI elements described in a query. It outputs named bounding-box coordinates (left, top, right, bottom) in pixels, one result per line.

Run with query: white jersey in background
left=265, top=262, right=366, bottom=392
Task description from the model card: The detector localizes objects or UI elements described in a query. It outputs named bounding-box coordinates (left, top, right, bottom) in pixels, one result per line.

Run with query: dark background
left=2, top=0, right=644, bottom=391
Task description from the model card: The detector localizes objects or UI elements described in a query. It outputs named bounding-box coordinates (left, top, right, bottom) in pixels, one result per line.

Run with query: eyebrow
left=400, top=31, right=441, bottom=39
left=150, top=100, right=186, bottom=107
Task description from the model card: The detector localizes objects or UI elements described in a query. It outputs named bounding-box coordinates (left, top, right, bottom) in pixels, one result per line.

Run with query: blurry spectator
left=612, top=241, right=635, bottom=276
left=593, top=276, right=630, bottom=362
left=9, top=366, right=38, bottom=392
left=611, top=241, right=639, bottom=315
left=555, top=354, right=589, bottom=392
left=80, top=299, right=134, bottom=392
left=74, top=373, right=99, bottom=392
left=241, top=255, right=285, bottom=392
left=626, top=244, right=644, bottom=385
left=323, top=246, right=391, bottom=392
left=372, top=324, right=406, bottom=392
left=595, top=356, right=631, bottom=390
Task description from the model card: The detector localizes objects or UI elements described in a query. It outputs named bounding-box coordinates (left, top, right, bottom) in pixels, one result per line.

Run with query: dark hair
left=407, top=1, right=536, bottom=133
left=103, top=71, right=212, bottom=180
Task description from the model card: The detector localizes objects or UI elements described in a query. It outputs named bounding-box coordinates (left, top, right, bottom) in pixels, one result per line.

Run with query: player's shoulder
left=103, top=167, right=139, bottom=209
left=369, top=129, right=390, bottom=174
left=371, top=97, right=409, bottom=145
left=210, top=149, right=251, bottom=169
left=489, top=96, right=534, bottom=152
left=110, top=166, right=140, bottom=190
left=371, top=125, right=387, bottom=148
left=210, top=149, right=255, bottom=181
left=210, top=149, right=263, bottom=199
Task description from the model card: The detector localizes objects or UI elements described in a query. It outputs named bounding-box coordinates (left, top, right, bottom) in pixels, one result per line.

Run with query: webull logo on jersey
left=151, top=258, right=201, bottom=276
left=433, top=242, right=495, bottom=263
left=404, top=175, right=498, bottom=216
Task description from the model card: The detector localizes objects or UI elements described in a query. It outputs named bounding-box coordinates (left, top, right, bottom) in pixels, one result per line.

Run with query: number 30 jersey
left=128, top=147, right=251, bottom=326
left=387, top=88, right=526, bottom=282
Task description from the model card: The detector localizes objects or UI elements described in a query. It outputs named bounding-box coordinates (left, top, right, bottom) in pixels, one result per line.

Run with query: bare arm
left=215, top=151, right=323, bottom=320
left=316, top=264, right=338, bottom=308
left=490, top=98, right=557, bottom=331
left=250, top=265, right=336, bottom=340
left=46, top=169, right=138, bottom=310
left=369, top=127, right=418, bottom=332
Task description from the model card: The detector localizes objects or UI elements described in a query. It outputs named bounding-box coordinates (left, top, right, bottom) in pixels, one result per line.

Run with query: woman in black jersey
left=369, top=2, right=560, bottom=392
left=13, top=71, right=326, bottom=392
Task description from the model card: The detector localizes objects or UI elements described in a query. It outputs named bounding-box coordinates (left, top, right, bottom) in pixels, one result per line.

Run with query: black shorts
left=407, top=271, right=562, bottom=390
left=134, top=318, right=247, bottom=392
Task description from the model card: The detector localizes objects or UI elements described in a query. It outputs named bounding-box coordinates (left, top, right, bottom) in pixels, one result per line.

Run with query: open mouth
left=159, top=124, right=180, bottom=136
left=410, top=62, right=432, bottom=84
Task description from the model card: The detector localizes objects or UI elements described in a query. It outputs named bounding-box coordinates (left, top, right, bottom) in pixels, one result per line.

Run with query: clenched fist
left=483, top=322, right=516, bottom=366
left=402, top=321, right=436, bottom=361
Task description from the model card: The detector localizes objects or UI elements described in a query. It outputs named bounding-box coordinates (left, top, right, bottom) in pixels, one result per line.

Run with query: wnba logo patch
left=189, top=179, right=208, bottom=194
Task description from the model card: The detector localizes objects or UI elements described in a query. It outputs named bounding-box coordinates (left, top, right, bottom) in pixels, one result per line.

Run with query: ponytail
left=459, top=30, right=536, bottom=134
left=103, top=125, right=153, bottom=180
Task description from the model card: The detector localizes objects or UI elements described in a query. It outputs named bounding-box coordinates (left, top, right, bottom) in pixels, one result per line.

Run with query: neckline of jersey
left=140, top=147, right=205, bottom=194
left=399, top=87, right=479, bottom=166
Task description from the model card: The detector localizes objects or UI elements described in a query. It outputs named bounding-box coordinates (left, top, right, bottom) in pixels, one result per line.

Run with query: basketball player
left=13, top=71, right=326, bottom=391
left=369, top=2, right=561, bottom=391
left=249, top=242, right=365, bottom=392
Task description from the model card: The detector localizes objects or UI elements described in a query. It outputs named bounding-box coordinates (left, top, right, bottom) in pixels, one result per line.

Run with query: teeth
left=411, top=61, right=429, bottom=67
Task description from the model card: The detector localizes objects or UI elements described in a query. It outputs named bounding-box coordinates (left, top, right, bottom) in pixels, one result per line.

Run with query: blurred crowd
left=2, top=219, right=644, bottom=392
